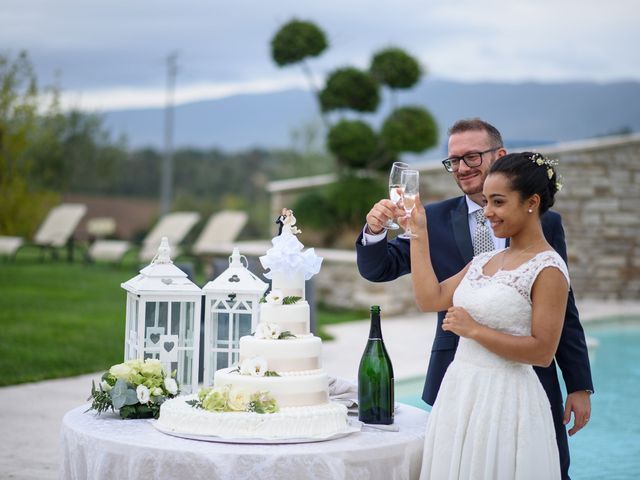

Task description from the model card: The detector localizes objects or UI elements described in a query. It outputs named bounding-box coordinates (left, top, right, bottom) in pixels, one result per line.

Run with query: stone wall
left=270, top=134, right=640, bottom=312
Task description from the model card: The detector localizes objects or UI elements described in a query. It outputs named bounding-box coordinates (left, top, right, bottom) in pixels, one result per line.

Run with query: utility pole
left=160, top=52, right=178, bottom=215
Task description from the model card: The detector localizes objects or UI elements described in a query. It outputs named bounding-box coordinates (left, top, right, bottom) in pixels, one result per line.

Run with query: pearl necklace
left=499, top=240, right=545, bottom=271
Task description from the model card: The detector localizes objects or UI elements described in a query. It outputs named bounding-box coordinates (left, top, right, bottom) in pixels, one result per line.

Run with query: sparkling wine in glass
left=386, top=162, right=409, bottom=230
left=399, top=170, right=419, bottom=239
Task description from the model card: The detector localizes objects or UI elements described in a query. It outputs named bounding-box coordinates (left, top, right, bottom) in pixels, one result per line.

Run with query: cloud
left=2, top=0, right=638, bottom=110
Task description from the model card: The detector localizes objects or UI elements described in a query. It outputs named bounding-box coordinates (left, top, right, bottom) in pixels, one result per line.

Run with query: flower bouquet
left=87, top=358, right=179, bottom=419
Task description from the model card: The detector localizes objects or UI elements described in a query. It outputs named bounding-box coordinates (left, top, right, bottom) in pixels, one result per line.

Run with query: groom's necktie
left=472, top=209, right=495, bottom=256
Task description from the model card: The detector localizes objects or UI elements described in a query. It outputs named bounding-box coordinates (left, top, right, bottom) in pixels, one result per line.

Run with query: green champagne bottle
left=358, top=305, right=394, bottom=424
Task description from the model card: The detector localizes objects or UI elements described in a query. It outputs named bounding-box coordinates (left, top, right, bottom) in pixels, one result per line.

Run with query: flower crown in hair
left=530, top=152, right=563, bottom=191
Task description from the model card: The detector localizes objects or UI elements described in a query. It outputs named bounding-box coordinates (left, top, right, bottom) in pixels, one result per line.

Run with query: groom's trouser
left=537, top=366, right=571, bottom=480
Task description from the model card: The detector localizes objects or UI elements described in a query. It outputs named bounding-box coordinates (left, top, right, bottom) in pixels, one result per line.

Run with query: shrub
left=380, top=106, right=439, bottom=154
left=271, top=20, right=328, bottom=66
left=319, top=67, right=380, bottom=113
left=370, top=47, right=421, bottom=89
left=327, top=120, right=377, bottom=169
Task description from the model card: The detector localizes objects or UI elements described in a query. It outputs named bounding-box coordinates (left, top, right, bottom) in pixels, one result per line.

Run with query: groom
left=355, top=118, right=593, bottom=479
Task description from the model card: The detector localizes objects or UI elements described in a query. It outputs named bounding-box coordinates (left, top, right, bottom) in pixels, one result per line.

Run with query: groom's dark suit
left=356, top=196, right=594, bottom=480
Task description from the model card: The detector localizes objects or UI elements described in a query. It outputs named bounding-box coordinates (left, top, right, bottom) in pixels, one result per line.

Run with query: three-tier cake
left=157, top=222, right=352, bottom=440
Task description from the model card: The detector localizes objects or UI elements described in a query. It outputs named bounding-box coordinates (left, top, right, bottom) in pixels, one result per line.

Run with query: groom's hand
left=366, top=199, right=403, bottom=234
left=564, top=390, right=591, bottom=436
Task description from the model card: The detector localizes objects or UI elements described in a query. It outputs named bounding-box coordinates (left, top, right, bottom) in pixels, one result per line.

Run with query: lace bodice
left=452, top=249, right=569, bottom=367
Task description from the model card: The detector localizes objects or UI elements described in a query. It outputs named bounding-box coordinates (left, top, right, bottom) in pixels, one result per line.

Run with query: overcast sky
left=2, top=0, right=638, bottom=111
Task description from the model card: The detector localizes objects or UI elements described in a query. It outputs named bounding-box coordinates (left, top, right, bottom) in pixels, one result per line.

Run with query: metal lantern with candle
left=121, top=237, right=202, bottom=393
left=202, top=248, right=268, bottom=386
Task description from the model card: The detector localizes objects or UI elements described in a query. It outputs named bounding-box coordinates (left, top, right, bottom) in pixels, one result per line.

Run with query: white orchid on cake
left=254, top=321, right=296, bottom=340
left=235, top=356, right=280, bottom=377
left=86, top=358, right=180, bottom=419
left=187, top=385, right=279, bottom=414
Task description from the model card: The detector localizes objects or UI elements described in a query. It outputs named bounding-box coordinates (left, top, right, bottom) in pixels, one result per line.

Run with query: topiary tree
left=270, top=20, right=439, bottom=240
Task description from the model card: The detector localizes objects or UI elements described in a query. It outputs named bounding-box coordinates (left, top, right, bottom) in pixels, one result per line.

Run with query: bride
left=406, top=152, right=568, bottom=479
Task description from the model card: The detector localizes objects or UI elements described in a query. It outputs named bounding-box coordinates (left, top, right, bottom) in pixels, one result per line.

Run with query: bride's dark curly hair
left=488, top=152, right=560, bottom=215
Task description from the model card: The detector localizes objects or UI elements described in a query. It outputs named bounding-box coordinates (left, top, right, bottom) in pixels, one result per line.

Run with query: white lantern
left=121, top=237, right=202, bottom=393
left=202, top=247, right=268, bottom=386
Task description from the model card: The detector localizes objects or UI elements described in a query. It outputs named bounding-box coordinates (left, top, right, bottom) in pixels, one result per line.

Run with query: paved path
left=1, top=301, right=639, bottom=479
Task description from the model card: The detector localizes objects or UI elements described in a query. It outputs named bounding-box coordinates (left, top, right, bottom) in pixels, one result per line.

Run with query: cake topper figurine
left=275, top=208, right=287, bottom=235
left=278, top=208, right=301, bottom=236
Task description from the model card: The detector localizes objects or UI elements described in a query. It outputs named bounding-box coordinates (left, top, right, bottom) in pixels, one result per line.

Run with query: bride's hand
left=441, top=306, right=480, bottom=338
left=398, top=193, right=427, bottom=235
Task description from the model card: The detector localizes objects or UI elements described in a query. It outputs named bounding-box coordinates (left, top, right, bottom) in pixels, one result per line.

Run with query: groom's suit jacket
left=356, top=196, right=594, bottom=477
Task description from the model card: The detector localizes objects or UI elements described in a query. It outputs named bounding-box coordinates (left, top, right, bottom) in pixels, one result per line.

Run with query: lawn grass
left=0, top=253, right=366, bottom=386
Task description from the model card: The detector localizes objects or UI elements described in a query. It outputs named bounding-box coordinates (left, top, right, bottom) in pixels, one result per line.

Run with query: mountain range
left=101, top=79, right=640, bottom=156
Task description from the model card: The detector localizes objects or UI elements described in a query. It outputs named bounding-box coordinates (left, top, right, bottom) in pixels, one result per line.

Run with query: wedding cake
left=157, top=214, right=352, bottom=440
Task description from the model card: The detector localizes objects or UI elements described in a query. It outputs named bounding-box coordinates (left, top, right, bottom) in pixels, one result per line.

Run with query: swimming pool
left=396, top=318, right=640, bottom=480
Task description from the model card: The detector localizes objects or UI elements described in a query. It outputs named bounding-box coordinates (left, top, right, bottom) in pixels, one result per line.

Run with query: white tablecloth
left=60, top=403, right=428, bottom=480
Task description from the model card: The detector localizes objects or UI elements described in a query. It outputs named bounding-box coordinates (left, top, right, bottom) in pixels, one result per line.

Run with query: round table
left=60, top=403, right=428, bottom=480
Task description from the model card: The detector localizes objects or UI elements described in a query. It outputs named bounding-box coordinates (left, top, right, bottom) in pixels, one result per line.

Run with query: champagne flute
left=398, top=170, right=419, bottom=239
left=385, top=162, right=409, bottom=230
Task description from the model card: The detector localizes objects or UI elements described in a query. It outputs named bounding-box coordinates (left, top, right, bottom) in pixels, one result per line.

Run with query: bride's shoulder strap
left=527, top=250, right=570, bottom=293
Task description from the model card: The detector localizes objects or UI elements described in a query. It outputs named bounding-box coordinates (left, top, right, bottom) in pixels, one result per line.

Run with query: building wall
left=270, top=134, right=640, bottom=313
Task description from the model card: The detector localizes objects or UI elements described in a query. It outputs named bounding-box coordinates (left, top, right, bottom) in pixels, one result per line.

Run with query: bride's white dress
left=420, top=250, right=569, bottom=480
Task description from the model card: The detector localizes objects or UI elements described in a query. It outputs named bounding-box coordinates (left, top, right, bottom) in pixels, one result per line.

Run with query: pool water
left=395, top=320, right=640, bottom=480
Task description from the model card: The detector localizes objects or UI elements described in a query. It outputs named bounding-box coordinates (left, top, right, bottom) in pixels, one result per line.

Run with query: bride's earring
left=528, top=209, right=533, bottom=213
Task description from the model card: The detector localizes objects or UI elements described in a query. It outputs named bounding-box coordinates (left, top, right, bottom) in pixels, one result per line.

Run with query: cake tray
left=152, top=419, right=362, bottom=444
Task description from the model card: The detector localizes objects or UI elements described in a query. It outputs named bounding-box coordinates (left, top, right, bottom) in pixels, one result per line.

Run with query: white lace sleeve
left=526, top=251, right=570, bottom=298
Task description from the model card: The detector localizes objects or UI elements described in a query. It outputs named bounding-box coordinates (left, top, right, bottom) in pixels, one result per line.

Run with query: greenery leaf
left=282, top=296, right=302, bottom=305
left=278, top=331, right=297, bottom=339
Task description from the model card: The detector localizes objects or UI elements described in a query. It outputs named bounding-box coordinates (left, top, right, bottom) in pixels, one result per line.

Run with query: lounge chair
left=88, top=211, right=201, bottom=263
left=0, top=203, right=87, bottom=260
left=191, top=210, right=248, bottom=256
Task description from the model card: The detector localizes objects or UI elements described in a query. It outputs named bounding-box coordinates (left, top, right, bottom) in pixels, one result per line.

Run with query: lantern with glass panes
left=121, top=237, right=202, bottom=393
left=202, top=247, right=268, bottom=386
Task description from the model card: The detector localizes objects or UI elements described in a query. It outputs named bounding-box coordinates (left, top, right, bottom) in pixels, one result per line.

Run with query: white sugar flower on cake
left=240, top=356, right=268, bottom=376
left=265, top=289, right=284, bottom=304
left=254, top=322, right=282, bottom=340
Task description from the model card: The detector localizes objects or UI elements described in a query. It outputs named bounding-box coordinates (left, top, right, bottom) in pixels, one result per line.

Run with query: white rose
left=136, top=385, right=151, bottom=404
left=164, top=377, right=178, bottom=395
left=227, top=389, right=250, bottom=411
left=109, top=363, right=133, bottom=380
left=100, top=380, right=112, bottom=392
left=240, top=356, right=268, bottom=377
left=265, top=290, right=284, bottom=305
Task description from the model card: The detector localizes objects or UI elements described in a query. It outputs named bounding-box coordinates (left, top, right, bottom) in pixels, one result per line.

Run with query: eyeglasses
left=441, top=147, right=501, bottom=173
